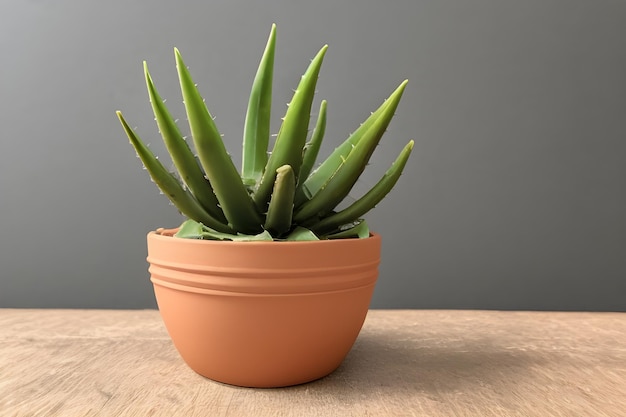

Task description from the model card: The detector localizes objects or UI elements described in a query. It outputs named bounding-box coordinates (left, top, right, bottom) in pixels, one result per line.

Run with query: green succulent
left=117, top=24, right=413, bottom=241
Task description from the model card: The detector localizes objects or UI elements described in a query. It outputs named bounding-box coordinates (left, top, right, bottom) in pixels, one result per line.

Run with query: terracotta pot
left=146, top=230, right=381, bottom=388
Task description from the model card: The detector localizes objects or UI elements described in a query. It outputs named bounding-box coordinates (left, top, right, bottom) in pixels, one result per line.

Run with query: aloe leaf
left=294, top=99, right=327, bottom=203
left=324, top=220, right=370, bottom=239
left=175, top=219, right=273, bottom=241
left=312, top=140, right=414, bottom=235
left=144, top=63, right=227, bottom=223
left=264, top=165, right=296, bottom=237
left=173, top=218, right=206, bottom=238
left=116, top=112, right=234, bottom=233
left=175, top=48, right=263, bottom=234
left=286, top=227, right=320, bottom=241
left=299, top=80, right=408, bottom=204
left=242, top=24, right=276, bottom=187
left=254, top=45, right=329, bottom=211
left=293, top=82, right=408, bottom=223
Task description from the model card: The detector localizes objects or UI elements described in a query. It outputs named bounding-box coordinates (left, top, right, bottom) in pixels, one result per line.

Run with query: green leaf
left=264, top=165, right=296, bottom=237
left=298, top=80, right=408, bottom=205
left=242, top=24, right=276, bottom=187
left=285, top=227, right=320, bottom=241
left=144, top=63, right=227, bottom=223
left=324, top=220, right=370, bottom=239
left=173, top=218, right=205, bottom=238
left=175, top=219, right=273, bottom=241
left=175, top=48, right=263, bottom=234
left=312, top=140, right=414, bottom=235
left=294, top=99, right=327, bottom=203
left=116, top=112, right=234, bottom=233
left=293, top=81, right=408, bottom=224
left=254, top=45, right=329, bottom=211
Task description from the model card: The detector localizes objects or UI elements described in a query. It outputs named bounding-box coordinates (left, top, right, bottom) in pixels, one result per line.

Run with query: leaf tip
left=174, top=47, right=184, bottom=66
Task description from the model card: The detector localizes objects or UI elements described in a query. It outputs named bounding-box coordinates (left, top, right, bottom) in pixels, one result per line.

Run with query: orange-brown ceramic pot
left=147, top=230, right=381, bottom=388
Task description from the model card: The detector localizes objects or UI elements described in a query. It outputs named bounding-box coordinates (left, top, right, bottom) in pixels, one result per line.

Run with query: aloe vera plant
left=117, top=24, right=414, bottom=241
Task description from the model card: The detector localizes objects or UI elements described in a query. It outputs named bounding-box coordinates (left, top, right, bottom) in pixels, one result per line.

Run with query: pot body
left=147, top=231, right=381, bottom=388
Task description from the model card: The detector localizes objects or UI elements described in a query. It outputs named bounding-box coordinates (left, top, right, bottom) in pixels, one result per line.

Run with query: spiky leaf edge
left=253, top=45, right=329, bottom=211
left=175, top=48, right=263, bottom=234
left=144, top=63, right=227, bottom=223
left=312, top=140, right=414, bottom=235
left=116, top=112, right=234, bottom=233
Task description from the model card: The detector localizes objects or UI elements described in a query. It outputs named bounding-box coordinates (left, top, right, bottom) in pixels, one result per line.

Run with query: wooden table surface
left=1, top=309, right=625, bottom=417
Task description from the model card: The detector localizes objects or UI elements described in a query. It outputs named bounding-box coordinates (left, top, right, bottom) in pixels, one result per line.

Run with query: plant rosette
left=118, top=24, right=413, bottom=387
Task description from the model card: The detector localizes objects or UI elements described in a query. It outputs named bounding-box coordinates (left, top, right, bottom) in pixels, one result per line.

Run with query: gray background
left=1, top=0, right=625, bottom=311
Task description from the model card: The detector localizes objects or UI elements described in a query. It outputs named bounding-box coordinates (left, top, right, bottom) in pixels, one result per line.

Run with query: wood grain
left=1, top=309, right=625, bottom=416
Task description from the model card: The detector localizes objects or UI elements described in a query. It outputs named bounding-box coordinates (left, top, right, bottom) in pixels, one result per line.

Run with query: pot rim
left=148, top=228, right=381, bottom=246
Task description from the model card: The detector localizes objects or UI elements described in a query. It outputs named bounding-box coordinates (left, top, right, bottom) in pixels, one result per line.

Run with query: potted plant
left=116, top=24, right=413, bottom=388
